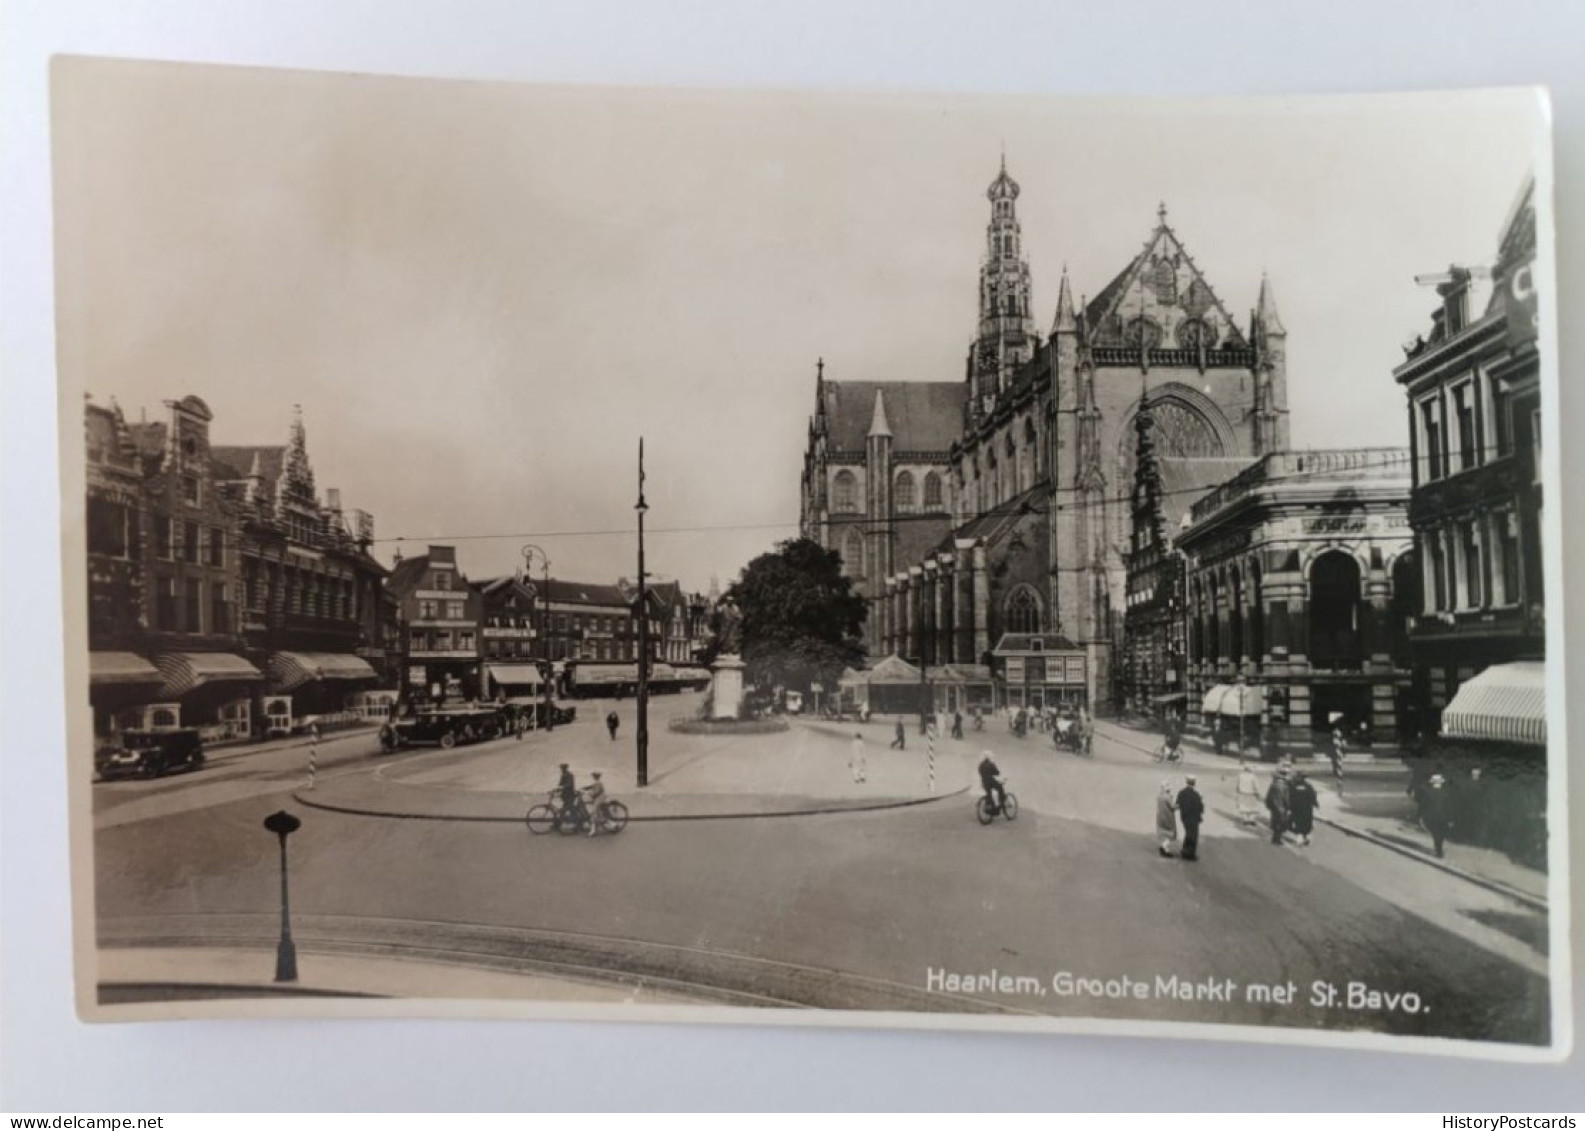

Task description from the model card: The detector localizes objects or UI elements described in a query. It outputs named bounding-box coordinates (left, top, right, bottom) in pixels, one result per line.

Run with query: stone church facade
left=799, top=162, right=1289, bottom=712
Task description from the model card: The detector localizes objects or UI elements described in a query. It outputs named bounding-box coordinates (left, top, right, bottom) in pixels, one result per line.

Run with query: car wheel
left=189, top=751, right=206, bottom=771
left=439, top=731, right=457, bottom=749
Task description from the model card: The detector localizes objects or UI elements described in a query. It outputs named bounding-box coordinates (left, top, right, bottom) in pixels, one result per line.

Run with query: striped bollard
left=927, top=724, right=936, bottom=793
left=308, top=736, right=318, bottom=790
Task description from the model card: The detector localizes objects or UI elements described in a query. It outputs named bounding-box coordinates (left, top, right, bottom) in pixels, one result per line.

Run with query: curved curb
left=290, top=784, right=970, bottom=824
left=1312, top=813, right=1548, bottom=912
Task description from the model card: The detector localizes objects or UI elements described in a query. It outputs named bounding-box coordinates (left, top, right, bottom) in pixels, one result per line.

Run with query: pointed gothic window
left=895, top=471, right=916, bottom=513
left=1005, top=587, right=1042, bottom=635
left=1154, top=260, right=1177, bottom=304
left=841, top=527, right=865, bottom=579
left=833, top=470, right=858, bottom=513
left=923, top=471, right=943, bottom=509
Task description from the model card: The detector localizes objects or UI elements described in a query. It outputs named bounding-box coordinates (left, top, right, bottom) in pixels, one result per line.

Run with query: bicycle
left=526, top=790, right=630, bottom=836
left=976, top=781, right=1019, bottom=825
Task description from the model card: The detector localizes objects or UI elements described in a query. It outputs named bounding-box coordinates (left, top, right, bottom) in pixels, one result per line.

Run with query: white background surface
left=4, top=0, right=1583, bottom=1112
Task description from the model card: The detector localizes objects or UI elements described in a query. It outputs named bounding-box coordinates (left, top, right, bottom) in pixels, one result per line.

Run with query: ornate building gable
left=1081, top=205, right=1250, bottom=358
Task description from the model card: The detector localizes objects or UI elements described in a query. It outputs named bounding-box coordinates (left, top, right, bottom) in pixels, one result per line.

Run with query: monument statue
left=714, top=596, right=744, bottom=656
left=708, top=597, right=746, bottom=721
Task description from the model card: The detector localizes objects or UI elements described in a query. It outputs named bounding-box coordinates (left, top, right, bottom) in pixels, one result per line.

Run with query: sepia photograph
left=50, top=57, right=1565, bottom=1058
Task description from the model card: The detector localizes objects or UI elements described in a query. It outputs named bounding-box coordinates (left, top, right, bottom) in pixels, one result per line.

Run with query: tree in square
left=716, top=537, right=867, bottom=695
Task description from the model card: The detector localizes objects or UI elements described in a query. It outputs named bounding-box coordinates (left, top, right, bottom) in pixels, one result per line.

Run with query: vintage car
left=378, top=705, right=512, bottom=752
left=503, top=698, right=578, bottom=729
left=95, top=728, right=206, bottom=781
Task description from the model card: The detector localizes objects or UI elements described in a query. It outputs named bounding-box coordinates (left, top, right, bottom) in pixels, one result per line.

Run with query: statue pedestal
left=710, top=654, right=746, bottom=720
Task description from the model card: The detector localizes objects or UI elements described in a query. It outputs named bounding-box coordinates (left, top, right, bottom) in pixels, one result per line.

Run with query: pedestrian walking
left=1265, top=767, right=1292, bottom=845
left=1176, top=776, right=1205, bottom=861
left=849, top=732, right=867, bottom=784
left=890, top=719, right=905, bottom=750
left=1156, top=781, right=1179, bottom=858
left=1211, top=716, right=1225, bottom=758
left=1329, top=715, right=1347, bottom=784
left=1235, top=760, right=1263, bottom=827
left=951, top=710, right=964, bottom=740
left=1288, top=770, right=1319, bottom=846
left=1420, top=773, right=1453, bottom=858
left=606, top=710, right=620, bottom=741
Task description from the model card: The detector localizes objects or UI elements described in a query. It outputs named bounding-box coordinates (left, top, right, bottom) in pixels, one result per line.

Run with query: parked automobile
left=379, top=706, right=508, bottom=752
left=95, top=729, right=206, bottom=781
left=504, top=699, right=578, bottom=729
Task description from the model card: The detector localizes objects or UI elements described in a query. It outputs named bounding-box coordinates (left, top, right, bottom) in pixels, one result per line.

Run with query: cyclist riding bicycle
left=557, top=762, right=579, bottom=816
left=978, top=752, right=1007, bottom=816
left=583, top=771, right=609, bottom=837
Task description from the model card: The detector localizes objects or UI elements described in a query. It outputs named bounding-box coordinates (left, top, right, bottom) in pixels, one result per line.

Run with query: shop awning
left=154, top=652, right=263, bottom=698
left=487, top=663, right=542, bottom=688
left=89, top=651, right=162, bottom=687
left=268, top=651, right=379, bottom=691
left=677, top=667, right=711, bottom=681
left=1152, top=692, right=1189, bottom=705
left=650, top=663, right=678, bottom=681
left=1201, top=683, right=1266, bottom=717
left=926, top=664, right=994, bottom=684
left=577, top=664, right=639, bottom=685
left=1442, top=661, right=1547, bottom=746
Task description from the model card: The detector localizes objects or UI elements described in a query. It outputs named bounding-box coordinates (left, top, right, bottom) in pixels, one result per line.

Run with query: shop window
left=1309, top=551, right=1362, bottom=670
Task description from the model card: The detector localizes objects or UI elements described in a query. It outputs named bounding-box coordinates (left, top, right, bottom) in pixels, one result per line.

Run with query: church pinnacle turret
left=968, top=158, right=1038, bottom=422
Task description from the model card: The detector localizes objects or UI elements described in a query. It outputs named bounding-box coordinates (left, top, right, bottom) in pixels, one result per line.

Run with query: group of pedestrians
left=1263, top=763, right=1320, bottom=846
left=1155, top=776, right=1205, bottom=861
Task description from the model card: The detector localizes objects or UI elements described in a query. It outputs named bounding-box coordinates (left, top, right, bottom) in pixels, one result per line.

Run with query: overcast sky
left=52, top=61, right=1548, bottom=592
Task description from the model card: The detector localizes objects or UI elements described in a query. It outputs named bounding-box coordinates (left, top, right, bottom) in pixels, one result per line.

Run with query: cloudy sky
left=52, top=61, right=1548, bottom=591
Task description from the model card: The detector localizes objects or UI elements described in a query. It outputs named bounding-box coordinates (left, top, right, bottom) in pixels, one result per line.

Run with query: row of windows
left=416, top=599, right=469, bottom=620
left=1421, top=512, right=1523, bottom=614
left=152, top=577, right=232, bottom=636
left=89, top=501, right=232, bottom=569
left=409, top=629, right=477, bottom=652
left=1414, top=370, right=1530, bottom=484
left=830, top=469, right=945, bottom=514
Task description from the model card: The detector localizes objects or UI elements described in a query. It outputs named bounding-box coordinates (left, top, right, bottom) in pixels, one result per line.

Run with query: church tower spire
left=968, top=159, right=1038, bottom=423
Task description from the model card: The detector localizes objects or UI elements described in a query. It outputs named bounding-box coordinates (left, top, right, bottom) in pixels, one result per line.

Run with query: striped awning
left=268, top=651, right=379, bottom=691
left=1442, top=661, right=1547, bottom=746
left=678, top=667, right=712, bottom=681
left=1202, top=683, right=1266, bottom=717
left=89, top=651, right=162, bottom=687
left=488, top=663, right=542, bottom=688
left=650, top=663, right=678, bottom=681
left=154, top=652, right=264, bottom=698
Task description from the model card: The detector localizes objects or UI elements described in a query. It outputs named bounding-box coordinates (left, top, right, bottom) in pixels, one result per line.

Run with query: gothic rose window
left=1124, top=317, right=1163, bottom=350
left=1176, top=317, right=1215, bottom=350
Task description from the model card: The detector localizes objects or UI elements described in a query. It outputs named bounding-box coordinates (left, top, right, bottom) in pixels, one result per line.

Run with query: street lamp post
left=635, top=439, right=650, bottom=788
left=522, top=545, right=553, bottom=732
left=262, top=809, right=301, bottom=982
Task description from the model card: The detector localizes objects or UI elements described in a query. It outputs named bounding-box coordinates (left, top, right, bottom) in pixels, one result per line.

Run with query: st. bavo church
left=799, top=159, right=1289, bottom=714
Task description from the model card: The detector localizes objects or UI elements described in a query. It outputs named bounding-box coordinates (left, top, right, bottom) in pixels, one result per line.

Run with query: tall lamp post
left=262, top=809, right=301, bottom=982
left=521, top=545, right=553, bottom=731
left=635, top=439, right=650, bottom=787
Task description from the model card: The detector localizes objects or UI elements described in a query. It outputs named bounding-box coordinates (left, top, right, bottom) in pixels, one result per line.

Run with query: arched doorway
left=1309, top=551, right=1363, bottom=670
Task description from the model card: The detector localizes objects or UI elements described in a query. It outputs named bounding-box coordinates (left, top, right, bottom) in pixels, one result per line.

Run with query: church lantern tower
left=967, top=157, right=1038, bottom=422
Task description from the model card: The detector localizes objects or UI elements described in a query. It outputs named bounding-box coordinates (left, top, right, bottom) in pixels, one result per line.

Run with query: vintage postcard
left=53, top=57, right=1568, bottom=1057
